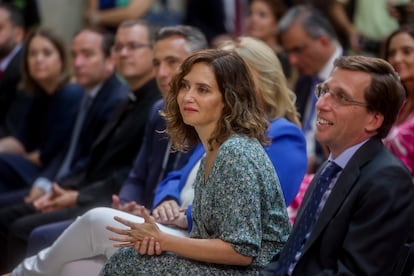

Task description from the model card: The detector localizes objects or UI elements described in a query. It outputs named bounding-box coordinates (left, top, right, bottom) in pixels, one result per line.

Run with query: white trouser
left=12, top=207, right=188, bottom=276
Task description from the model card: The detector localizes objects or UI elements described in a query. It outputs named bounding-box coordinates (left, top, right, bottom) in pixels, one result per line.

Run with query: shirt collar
left=0, top=44, right=22, bottom=71
left=329, top=138, right=369, bottom=169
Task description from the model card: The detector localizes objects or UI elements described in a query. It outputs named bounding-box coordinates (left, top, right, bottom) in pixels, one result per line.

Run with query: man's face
left=72, top=30, right=113, bottom=90
left=281, top=23, right=328, bottom=76
left=0, top=8, right=21, bottom=58
left=315, top=68, right=382, bottom=158
left=113, top=25, right=154, bottom=84
left=153, top=35, right=192, bottom=97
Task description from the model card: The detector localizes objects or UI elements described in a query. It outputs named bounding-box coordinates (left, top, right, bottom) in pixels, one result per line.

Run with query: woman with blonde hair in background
left=220, top=36, right=307, bottom=205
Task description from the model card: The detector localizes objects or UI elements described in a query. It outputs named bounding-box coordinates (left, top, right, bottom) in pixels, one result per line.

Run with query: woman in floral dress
left=100, top=49, right=290, bottom=275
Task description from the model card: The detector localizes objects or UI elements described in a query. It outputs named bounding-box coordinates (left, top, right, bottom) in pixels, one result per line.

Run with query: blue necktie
left=276, top=161, right=342, bottom=275
left=56, top=95, right=92, bottom=178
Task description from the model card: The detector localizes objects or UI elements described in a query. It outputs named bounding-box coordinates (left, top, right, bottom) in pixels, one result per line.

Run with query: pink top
left=383, top=111, right=414, bottom=175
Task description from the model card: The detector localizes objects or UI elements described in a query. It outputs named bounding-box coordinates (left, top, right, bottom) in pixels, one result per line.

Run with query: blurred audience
left=85, top=0, right=185, bottom=31
left=0, top=27, right=84, bottom=194
left=0, top=19, right=161, bottom=273
left=0, top=4, right=31, bottom=137
left=278, top=5, right=342, bottom=173
left=384, top=25, right=414, bottom=178
left=184, top=0, right=249, bottom=46
left=330, top=0, right=399, bottom=56
left=0, top=27, right=129, bottom=208
left=2, top=0, right=40, bottom=31
left=85, top=0, right=154, bottom=33
left=245, top=0, right=292, bottom=84
left=388, top=0, right=414, bottom=26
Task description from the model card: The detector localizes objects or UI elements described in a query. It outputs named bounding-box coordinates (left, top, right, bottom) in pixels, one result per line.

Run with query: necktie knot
left=321, top=161, right=342, bottom=180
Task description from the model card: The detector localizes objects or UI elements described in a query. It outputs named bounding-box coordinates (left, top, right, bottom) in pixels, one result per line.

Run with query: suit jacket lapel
left=301, top=138, right=384, bottom=253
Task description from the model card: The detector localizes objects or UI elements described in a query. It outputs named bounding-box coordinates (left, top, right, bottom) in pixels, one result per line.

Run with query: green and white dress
left=100, top=135, right=290, bottom=275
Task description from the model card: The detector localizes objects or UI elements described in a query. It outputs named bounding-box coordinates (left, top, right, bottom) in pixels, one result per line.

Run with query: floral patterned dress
left=383, top=111, right=414, bottom=175
left=100, top=135, right=290, bottom=275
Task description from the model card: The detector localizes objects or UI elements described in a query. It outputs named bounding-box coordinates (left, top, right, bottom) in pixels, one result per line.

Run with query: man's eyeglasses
left=112, top=42, right=151, bottom=53
left=284, top=44, right=308, bottom=55
left=315, top=83, right=368, bottom=108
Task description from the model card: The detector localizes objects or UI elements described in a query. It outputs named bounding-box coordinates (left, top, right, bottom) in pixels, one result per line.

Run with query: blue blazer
left=152, top=118, right=307, bottom=230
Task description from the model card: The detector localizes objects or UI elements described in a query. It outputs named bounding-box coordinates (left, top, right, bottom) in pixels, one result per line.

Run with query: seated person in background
left=10, top=33, right=308, bottom=276
left=0, top=19, right=161, bottom=273
left=0, top=27, right=129, bottom=207
left=262, top=55, right=414, bottom=275
left=0, top=4, right=32, bottom=138
left=0, top=27, right=84, bottom=194
left=383, top=24, right=414, bottom=177
left=100, top=48, right=290, bottom=275
left=245, top=0, right=292, bottom=83
left=9, top=24, right=208, bottom=275
left=85, top=0, right=154, bottom=33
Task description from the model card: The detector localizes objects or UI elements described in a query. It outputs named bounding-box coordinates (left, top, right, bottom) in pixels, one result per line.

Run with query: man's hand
left=33, top=183, right=78, bottom=213
left=24, top=186, right=46, bottom=203
left=111, top=194, right=148, bottom=216
left=152, top=200, right=181, bottom=223
left=152, top=200, right=188, bottom=229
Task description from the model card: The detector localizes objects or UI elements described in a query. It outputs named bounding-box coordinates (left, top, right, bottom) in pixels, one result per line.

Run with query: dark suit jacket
left=0, top=47, right=32, bottom=137
left=63, top=78, right=162, bottom=206
left=0, top=84, right=84, bottom=189
left=42, top=73, right=129, bottom=180
left=294, top=75, right=314, bottom=122
left=0, top=79, right=160, bottom=270
left=262, top=138, right=414, bottom=275
left=118, top=99, right=191, bottom=209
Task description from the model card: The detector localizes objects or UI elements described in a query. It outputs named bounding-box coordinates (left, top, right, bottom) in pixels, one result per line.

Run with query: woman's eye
left=180, top=82, right=189, bottom=89
left=198, top=87, right=208, bottom=93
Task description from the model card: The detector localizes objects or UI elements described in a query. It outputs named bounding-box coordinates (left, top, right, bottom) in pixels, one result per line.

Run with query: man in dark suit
left=0, top=19, right=161, bottom=272
left=278, top=5, right=344, bottom=173
left=0, top=4, right=31, bottom=137
left=17, top=27, right=129, bottom=205
left=22, top=24, right=209, bottom=260
left=261, top=55, right=414, bottom=275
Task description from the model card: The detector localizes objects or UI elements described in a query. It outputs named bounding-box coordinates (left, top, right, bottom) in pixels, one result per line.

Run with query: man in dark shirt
left=0, top=19, right=161, bottom=273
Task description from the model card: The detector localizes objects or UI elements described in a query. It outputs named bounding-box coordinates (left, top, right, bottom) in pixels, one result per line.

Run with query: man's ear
left=365, top=111, right=384, bottom=133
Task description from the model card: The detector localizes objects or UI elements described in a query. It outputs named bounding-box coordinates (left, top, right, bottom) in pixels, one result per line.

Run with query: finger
left=106, top=225, right=131, bottom=236
left=113, top=216, right=137, bottom=228
left=155, top=241, right=162, bottom=255
left=157, top=207, right=168, bottom=222
left=111, top=195, right=120, bottom=209
left=134, top=240, right=141, bottom=252
left=165, top=204, right=176, bottom=221
left=108, top=235, right=133, bottom=243
left=139, top=237, right=150, bottom=255
left=147, top=237, right=156, bottom=255
left=113, top=242, right=135, bottom=248
left=152, top=208, right=160, bottom=220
